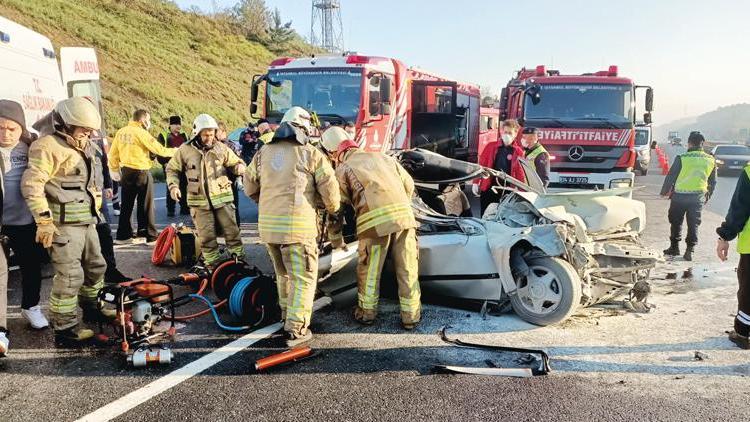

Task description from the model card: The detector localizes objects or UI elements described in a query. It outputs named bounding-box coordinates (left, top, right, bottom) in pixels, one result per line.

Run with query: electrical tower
left=311, top=0, right=344, bottom=53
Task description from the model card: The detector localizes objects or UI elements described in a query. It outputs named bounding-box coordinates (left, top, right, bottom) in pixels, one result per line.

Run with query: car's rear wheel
left=641, top=167, right=648, bottom=176
left=510, top=256, right=581, bottom=326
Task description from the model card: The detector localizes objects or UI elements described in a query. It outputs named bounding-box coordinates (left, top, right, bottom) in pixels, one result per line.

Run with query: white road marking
left=76, top=297, right=331, bottom=421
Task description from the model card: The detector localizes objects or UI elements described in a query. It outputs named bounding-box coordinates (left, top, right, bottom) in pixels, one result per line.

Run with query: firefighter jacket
left=165, top=139, right=243, bottom=210
left=21, top=131, right=103, bottom=225
left=109, top=121, right=175, bottom=171
left=336, top=149, right=418, bottom=239
left=717, top=165, right=750, bottom=253
left=259, top=132, right=274, bottom=144
left=243, top=123, right=340, bottom=245
left=661, top=148, right=717, bottom=197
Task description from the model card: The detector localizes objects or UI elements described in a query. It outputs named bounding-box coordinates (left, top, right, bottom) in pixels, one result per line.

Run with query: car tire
left=510, top=256, right=582, bottom=326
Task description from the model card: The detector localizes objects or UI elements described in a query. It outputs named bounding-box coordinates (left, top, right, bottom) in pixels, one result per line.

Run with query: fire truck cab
left=251, top=54, right=481, bottom=162
left=499, top=65, right=653, bottom=191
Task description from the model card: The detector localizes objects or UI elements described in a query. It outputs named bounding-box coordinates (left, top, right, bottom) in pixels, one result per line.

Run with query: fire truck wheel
left=510, top=256, right=581, bottom=326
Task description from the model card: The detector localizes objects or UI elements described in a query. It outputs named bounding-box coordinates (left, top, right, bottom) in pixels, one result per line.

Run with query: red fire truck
left=499, top=65, right=653, bottom=190
left=250, top=54, right=482, bottom=162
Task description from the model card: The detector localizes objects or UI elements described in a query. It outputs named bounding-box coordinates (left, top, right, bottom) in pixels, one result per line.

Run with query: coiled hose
left=152, top=225, right=177, bottom=265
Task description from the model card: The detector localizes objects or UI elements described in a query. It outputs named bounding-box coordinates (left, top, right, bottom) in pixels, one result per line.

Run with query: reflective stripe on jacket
left=674, top=150, right=715, bottom=194
left=336, top=149, right=417, bottom=238
left=243, top=127, right=340, bottom=244
left=21, top=132, right=103, bottom=224
left=109, top=122, right=175, bottom=171
left=165, top=140, right=242, bottom=210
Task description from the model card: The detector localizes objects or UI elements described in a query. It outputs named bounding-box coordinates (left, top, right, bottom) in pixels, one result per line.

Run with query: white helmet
left=55, top=97, right=101, bottom=130
left=321, top=126, right=351, bottom=153
left=281, top=106, right=312, bottom=132
left=192, top=113, right=218, bottom=137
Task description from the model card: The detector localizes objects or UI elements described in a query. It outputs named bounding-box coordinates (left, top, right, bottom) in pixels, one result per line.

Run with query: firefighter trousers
left=265, top=242, right=318, bottom=337
left=190, top=205, right=244, bottom=266
left=735, top=254, right=750, bottom=336
left=49, top=224, right=107, bottom=330
left=356, top=229, right=421, bottom=325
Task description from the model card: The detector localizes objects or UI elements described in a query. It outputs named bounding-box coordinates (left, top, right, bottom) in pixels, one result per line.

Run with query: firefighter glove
left=234, top=163, right=246, bottom=176
left=35, top=221, right=58, bottom=248
left=169, top=186, right=182, bottom=201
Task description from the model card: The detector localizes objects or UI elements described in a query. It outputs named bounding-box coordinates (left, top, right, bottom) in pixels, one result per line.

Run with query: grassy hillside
left=0, top=0, right=318, bottom=133
left=656, top=104, right=750, bottom=143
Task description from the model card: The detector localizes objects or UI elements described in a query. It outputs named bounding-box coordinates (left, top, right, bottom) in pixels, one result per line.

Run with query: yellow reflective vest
left=674, top=150, right=715, bottom=194
left=335, top=149, right=417, bottom=238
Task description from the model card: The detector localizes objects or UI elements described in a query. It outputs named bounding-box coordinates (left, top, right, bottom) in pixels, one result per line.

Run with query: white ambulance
left=0, top=16, right=104, bottom=134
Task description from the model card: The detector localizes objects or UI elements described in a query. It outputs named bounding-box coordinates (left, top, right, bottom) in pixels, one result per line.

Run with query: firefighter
left=717, top=161, right=750, bottom=349
left=21, top=97, right=112, bottom=345
left=244, top=107, right=341, bottom=347
left=321, top=127, right=422, bottom=329
left=521, top=127, right=550, bottom=187
left=166, top=114, right=246, bottom=268
left=661, top=131, right=716, bottom=261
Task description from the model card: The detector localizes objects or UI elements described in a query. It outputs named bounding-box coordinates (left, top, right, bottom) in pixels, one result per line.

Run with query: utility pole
left=311, top=0, right=344, bottom=53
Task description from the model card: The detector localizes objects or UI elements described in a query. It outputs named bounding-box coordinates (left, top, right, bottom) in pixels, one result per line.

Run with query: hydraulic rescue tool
left=95, top=258, right=280, bottom=367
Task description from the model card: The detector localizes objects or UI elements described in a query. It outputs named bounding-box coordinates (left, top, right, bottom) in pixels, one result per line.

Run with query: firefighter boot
left=285, top=329, right=313, bottom=348
left=728, top=330, right=750, bottom=350
left=54, top=326, right=95, bottom=347
left=683, top=245, right=694, bottom=262
left=663, top=241, right=680, bottom=257
left=81, top=305, right=117, bottom=324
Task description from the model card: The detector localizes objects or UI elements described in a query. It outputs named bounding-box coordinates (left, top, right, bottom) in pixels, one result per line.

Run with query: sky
left=175, top=0, right=750, bottom=124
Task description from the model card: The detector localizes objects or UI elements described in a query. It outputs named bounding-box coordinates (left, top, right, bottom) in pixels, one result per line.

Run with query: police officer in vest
left=521, top=127, right=550, bottom=187
left=660, top=131, right=716, bottom=261
left=717, top=160, right=750, bottom=349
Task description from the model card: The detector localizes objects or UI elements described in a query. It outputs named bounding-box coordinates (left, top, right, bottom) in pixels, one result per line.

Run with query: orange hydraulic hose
left=152, top=225, right=177, bottom=265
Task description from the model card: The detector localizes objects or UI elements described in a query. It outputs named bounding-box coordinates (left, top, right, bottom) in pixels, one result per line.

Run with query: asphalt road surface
left=1, top=159, right=748, bottom=421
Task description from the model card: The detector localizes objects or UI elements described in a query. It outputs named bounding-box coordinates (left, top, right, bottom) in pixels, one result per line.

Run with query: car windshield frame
left=715, top=145, right=750, bottom=155
left=524, top=83, right=634, bottom=128
left=265, top=68, right=363, bottom=123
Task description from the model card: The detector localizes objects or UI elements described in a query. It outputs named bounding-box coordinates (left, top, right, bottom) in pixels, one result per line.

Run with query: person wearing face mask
left=166, top=114, right=246, bottom=268
left=473, top=119, right=524, bottom=215
left=21, top=97, right=114, bottom=346
left=109, top=109, right=176, bottom=245
left=521, top=127, right=550, bottom=187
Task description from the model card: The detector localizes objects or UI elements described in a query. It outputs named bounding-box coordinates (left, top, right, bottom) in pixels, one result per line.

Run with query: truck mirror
left=250, top=103, right=258, bottom=115
left=251, top=83, right=259, bottom=103
left=380, top=77, right=391, bottom=105
left=526, top=85, right=541, bottom=105
left=650, top=140, right=657, bottom=150
left=643, top=112, right=652, bottom=125
left=645, top=88, right=654, bottom=111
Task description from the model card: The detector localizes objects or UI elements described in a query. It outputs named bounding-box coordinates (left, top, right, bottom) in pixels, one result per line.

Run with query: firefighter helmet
left=281, top=106, right=312, bottom=133
left=55, top=97, right=101, bottom=130
left=192, top=113, right=219, bottom=137
left=321, top=126, right=351, bottom=153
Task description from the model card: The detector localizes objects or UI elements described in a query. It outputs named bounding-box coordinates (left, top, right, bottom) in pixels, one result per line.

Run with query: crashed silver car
left=319, top=149, right=660, bottom=326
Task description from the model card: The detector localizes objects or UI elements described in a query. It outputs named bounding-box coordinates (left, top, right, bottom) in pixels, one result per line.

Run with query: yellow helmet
left=281, top=106, right=312, bottom=132
left=321, top=126, right=351, bottom=153
left=55, top=97, right=101, bottom=130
